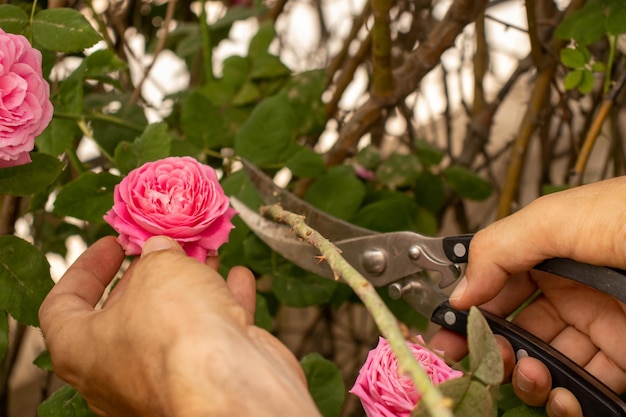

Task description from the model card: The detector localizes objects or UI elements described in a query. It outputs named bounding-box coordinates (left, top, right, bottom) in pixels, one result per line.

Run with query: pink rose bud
left=0, top=28, right=53, bottom=168
left=104, top=156, right=236, bottom=262
left=350, top=336, right=463, bottom=417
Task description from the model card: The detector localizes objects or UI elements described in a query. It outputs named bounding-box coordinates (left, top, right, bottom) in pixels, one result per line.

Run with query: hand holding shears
left=232, top=161, right=626, bottom=417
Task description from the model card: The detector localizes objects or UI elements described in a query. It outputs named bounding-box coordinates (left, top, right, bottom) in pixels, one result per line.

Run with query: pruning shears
left=231, top=160, right=626, bottom=417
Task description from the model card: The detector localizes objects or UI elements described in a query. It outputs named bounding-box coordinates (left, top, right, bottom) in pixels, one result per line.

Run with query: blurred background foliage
left=0, top=0, right=625, bottom=416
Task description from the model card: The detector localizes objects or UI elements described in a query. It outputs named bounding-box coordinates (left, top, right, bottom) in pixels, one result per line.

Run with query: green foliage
left=38, top=385, right=98, bottom=417
left=32, top=9, right=101, bottom=52
left=53, top=172, right=121, bottom=223
left=114, top=123, right=172, bottom=174
left=301, top=353, right=346, bottom=417
left=556, top=0, right=624, bottom=94
left=0, top=153, right=64, bottom=196
left=415, top=308, right=505, bottom=417
left=468, top=307, right=504, bottom=386
left=0, top=236, right=54, bottom=327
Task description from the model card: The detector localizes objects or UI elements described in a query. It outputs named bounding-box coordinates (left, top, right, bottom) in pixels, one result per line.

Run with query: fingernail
left=515, top=368, right=535, bottom=393
left=550, top=399, right=565, bottom=417
left=450, top=277, right=467, bottom=302
left=141, top=236, right=177, bottom=257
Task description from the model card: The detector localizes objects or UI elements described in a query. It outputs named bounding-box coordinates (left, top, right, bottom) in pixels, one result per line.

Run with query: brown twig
left=570, top=71, right=626, bottom=186
left=325, top=0, right=489, bottom=167
left=370, top=0, right=396, bottom=101
left=128, top=0, right=178, bottom=104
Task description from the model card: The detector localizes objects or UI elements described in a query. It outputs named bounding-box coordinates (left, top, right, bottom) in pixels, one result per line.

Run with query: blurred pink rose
left=0, top=28, right=53, bottom=168
left=350, top=336, right=463, bottom=417
left=104, top=157, right=236, bottom=262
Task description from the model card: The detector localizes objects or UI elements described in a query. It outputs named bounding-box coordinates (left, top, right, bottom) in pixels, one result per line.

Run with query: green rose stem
left=260, top=204, right=454, bottom=417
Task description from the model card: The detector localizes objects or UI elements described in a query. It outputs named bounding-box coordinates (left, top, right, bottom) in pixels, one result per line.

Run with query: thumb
left=141, top=236, right=185, bottom=257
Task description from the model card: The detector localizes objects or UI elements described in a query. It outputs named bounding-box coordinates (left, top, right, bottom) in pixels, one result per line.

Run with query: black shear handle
left=431, top=301, right=626, bottom=417
left=442, top=235, right=626, bottom=305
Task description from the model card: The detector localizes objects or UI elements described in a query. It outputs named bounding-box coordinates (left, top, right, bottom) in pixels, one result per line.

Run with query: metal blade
left=241, top=160, right=375, bottom=240
left=231, top=197, right=336, bottom=279
left=232, top=197, right=424, bottom=286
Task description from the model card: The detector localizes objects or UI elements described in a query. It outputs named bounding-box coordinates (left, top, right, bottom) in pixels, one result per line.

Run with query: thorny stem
left=260, top=204, right=454, bottom=417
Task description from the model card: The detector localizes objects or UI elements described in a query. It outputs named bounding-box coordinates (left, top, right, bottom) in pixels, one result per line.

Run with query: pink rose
left=104, top=157, right=236, bottom=262
left=0, top=28, right=53, bottom=168
left=350, top=336, right=463, bottom=417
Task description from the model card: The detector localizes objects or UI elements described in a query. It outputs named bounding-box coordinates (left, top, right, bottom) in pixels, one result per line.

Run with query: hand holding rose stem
left=260, top=203, right=455, bottom=417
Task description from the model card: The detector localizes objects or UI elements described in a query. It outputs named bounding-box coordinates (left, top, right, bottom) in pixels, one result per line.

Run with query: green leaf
left=356, top=145, right=381, bottom=169
left=300, top=353, right=345, bottom=417
left=0, top=153, right=64, bottom=196
left=0, top=313, right=7, bottom=364
left=501, top=405, right=548, bottom=417
left=414, top=171, right=447, bottom=214
left=0, top=5, right=29, bottom=34
left=280, top=69, right=327, bottom=137
left=414, top=376, right=495, bottom=417
left=352, top=194, right=437, bottom=235
left=181, top=91, right=227, bottom=149
left=232, top=82, right=262, bottom=106
left=91, top=101, right=147, bottom=158
left=32, top=8, right=101, bottom=53
left=254, top=293, right=273, bottom=332
left=249, top=55, right=291, bottom=80
left=591, top=61, right=606, bottom=73
left=36, top=118, right=80, bottom=157
left=53, top=171, right=121, bottom=223
left=304, top=166, right=366, bottom=220
left=442, top=165, right=492, bottom=201
left=415, top=139, right=445, bottom=166
left=606, top=5, right=626, bottom=36
left=564, top=69, right=583, bottom=90
left=272, top=268, right=338, bottom=307
left=114, top=123, right=172, bottom=174
left=467, top=307, right=504, bottom=386
left=578, top=69, right=595, bottom=94
left=560, top=48, right=587, bottom=69
left=248, top=20, right=276, bottom=59
left=38, top=385, right=98, bottom=417
left=376, top=153, right=421, bottom=189
left=0, top=236, right=54, bottom=327
left=286, top=148, right=326, bottom=178
left=33, top=349, right=53, bottom=371
left=554, top=3, right=605, bottom=45
left=235, top=93, right=301, bottom=166
left=541, top=184, right=569, bottom=195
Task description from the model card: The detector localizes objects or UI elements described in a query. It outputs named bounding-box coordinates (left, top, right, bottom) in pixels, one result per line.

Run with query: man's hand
left=431, top=177, right=626, bottom=417
left=39, top=236, right=321, bottom=417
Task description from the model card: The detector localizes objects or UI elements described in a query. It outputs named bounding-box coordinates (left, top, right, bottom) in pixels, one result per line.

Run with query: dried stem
left=260, top=204, right=454, bottom=417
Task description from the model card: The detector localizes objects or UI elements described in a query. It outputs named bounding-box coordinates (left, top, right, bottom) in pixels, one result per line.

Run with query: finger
left=104, top=236, right=187, bottom=307
left=226, top=266, right=256, bottom=324
left=547, top=387, right=583, bottom=417
left=428, top=328, right=468, bottom=361
left=585, top=351, right=626, bottom=393
left=39, top=236, right=125, bottom=331
left=512, top=356, right=552, bottom=407
left=205, top=256, right=220, bottom=271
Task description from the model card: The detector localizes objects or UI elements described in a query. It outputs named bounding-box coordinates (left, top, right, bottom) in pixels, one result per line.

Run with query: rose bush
left=350, top=336, right=463, bottom=417
left=104, top=156, right=236, bottom=262
left=0, top=28, right=53, bottom=168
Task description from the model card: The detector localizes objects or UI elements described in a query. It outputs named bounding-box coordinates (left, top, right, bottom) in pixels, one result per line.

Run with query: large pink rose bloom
left=104, top=157, right=236, bottom=262
left=350, top=336, right=463, bottom=417
left=0, top=28, right=53, bottom=168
